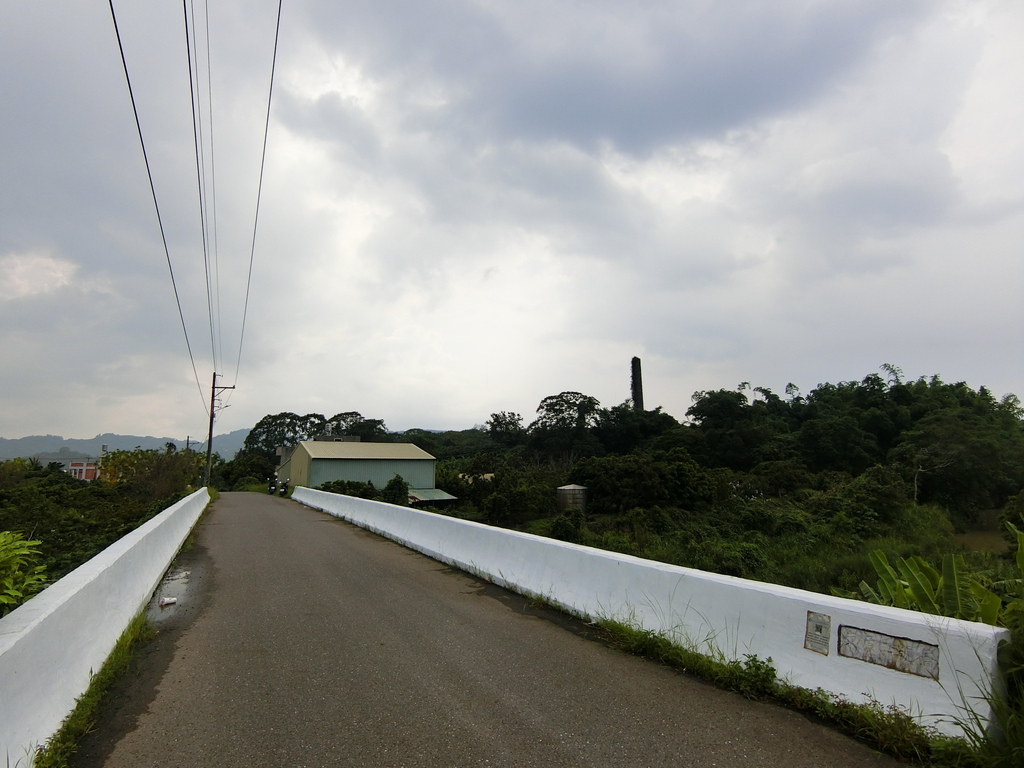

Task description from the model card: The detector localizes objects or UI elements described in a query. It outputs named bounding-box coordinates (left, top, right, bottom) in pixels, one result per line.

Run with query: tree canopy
left=242, top=410, right=390, bottom=459
left=218, top=366, right=1023, bottom=596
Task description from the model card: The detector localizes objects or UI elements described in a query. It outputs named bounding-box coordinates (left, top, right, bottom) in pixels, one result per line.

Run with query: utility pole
left=204, top=372, right=235, bottom=487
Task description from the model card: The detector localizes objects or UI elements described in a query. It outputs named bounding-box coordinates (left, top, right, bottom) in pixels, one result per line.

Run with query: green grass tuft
left=595, top=618, right=1000, bottom=766
left=32, top=613, right=155, bottom=768
left=597, top=620, right=779, bottom=700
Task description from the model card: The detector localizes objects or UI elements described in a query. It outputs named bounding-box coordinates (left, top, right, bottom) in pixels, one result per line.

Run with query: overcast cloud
left=1, top=0, right=1021, bottom=442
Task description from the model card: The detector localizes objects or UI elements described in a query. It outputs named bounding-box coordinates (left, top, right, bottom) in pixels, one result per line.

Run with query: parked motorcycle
left=279, top=479, right=289, bottom=497
left=268, top=477, right=277, bottom=495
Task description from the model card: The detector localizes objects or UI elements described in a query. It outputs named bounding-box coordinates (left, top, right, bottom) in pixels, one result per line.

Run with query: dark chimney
left=631, top=357, right=644, bottom=412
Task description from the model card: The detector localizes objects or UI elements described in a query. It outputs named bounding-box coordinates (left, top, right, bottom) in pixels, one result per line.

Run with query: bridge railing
left=0, top=488, right=210, bottom=763
left=294, top=486, right=1008, bottom=738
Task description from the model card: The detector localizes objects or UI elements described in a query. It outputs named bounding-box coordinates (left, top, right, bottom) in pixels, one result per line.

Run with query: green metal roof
left=408, top=488, right=458, bottom=502
left=300, top=441, right=435, bottom=461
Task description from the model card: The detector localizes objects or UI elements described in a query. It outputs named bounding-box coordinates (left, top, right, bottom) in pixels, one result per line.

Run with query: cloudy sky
left=1, top=0, right=1022, bottom=441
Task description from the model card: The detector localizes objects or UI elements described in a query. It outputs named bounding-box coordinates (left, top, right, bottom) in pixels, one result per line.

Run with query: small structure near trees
left=278, top=441, right=455, bottom=503
left=556, top=484, right=587, bottom=515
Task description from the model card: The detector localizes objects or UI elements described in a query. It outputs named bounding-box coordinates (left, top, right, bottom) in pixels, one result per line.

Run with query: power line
left=231, top=0, right=282, bottom=387
left=109, top=0, right=284, bottom=425
left=183, top=0, right=218, bottom=372
left=201, top=0, right=225, bottom=374
left=107, top=0, right=209, bottom=417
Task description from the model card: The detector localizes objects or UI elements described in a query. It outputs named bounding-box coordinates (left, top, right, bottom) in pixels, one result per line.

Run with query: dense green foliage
left=242, top=410, right=388, bottom=460
left=0, top=447, right=204, bottom=581
left=227, top=372, right=1023, bottom=601
left=0, top=530, right=47, bottom=617
left=313, top=476, right=410, bottom=506
left=9, top=366, right=1019, bottom=763
left=402, top=373, right=1024, bottom=599
left=317, top=478, right=383, bottom=500
left=207, top=449, right=275, bottom=492
left=382, top=475, right=411, bottom=506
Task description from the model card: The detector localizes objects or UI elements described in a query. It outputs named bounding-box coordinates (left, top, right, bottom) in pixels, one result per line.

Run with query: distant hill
left=0, top=428, right=250, bottom=461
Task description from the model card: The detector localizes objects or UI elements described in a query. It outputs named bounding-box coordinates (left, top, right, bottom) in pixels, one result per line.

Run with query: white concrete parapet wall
left=0, top=488, right=210, bottom=762
left=294, top=487, right=1009, bottom=737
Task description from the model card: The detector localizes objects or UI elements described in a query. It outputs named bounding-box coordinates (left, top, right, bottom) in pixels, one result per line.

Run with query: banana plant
left=990, top=522, right=1024, bottom=623
left=834, top=549, right=1003, bottom=626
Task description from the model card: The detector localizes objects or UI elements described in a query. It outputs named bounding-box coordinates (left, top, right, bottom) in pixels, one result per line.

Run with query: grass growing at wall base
left=32, top=613, right=155, bottom=768
left=596, top=619, right=984, bottom=767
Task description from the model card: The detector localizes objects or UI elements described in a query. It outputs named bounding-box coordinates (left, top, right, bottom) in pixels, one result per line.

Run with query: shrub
left=0, top=531, right=47, bottom=617
left=232, top=476, right=261, bottom=491
left=549, top=508, right=584, bottom=543
left=382, top=475, right=410, bottom=506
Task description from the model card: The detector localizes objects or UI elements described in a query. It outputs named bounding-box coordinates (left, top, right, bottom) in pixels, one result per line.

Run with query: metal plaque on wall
left=804, top=611, right=831, bottom=655
left=838, top=625, right=940, bottom=679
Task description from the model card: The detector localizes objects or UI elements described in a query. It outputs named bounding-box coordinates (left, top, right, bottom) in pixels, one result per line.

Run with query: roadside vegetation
left=0, top=445, right=205, bottom=613
left=227, top=365, right=1024, bottom=765
left=597, top=618, right=990, bottom=765
left=31, top=614, right=156, bottom=768
left=4, top=365, right=1023, bottom=764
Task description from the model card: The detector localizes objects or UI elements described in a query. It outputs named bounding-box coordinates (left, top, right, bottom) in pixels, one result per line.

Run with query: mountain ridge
left=0, top=429, right=250, bottom=460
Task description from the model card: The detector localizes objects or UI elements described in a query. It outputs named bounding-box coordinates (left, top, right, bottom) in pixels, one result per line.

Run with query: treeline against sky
left=230, top=367, right=1024, bottom=595
left=441, top=370, right=1022, bottom=596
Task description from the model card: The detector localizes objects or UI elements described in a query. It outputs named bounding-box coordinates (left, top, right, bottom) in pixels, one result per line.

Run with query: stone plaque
left=804, top=612, right=831, bottom=655
left=838, top=625, right=940, bottom=680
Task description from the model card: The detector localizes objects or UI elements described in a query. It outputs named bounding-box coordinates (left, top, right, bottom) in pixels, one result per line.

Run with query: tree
left=211, top=450, right=276, bottom=491
left=892, top=407, right=1024, bottom=520
left=593, top=402, right=679, bottom=455
left=400, top=428, right=442, bottom=456
left=483, top=467, right=561, bottom=527
left=686, top=388, right=791, bottom=470
left=349, top=418, right=389, bottom=442
left=531, top=392, right=601, bottom=434
left=486, top=411, right=526, bottom=448
left=425, top=428, right=494, bottom=459
left=100, top=447, right=205, bottom=500
left=325, top=412, right=389, bottom=441
left=570, top=449, right=713, bottom=516
left=382, top=475, right=410, bottom=506
left=0, top=456, right=201, bottom=579
left=797, top=414, right=877, bottom=475
left=242, top=409, right=392, bottom=473
left=244, top=412, right=326, bottom=459
left=528, top=392, right=602, bottom=462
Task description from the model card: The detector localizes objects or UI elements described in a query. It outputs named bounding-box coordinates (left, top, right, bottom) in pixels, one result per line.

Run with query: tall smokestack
left=631, top=357, right=644, bottom=412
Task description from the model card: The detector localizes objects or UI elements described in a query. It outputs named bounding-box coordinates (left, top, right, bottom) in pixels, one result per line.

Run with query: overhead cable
left=107, top=0, right=208, bottom=416
left=201, top=0, right=225, bottom=373
left=183, top=0, right=218, bottom=372
left=233, top=0, right=284, bottom=386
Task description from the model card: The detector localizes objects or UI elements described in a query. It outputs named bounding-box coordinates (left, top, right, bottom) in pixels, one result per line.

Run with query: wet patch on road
left=146, top=564, right=191, bottom=626
left=441, top=566, right=608, bottom=644
left=68, top=534, right=215, bottom=768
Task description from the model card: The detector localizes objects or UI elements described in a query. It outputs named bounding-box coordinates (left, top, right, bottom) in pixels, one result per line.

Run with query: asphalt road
left=71, top=492, right=900, bottom=767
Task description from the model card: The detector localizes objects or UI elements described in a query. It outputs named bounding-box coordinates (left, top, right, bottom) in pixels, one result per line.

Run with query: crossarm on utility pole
left=204, top=372, right=235, bottom=486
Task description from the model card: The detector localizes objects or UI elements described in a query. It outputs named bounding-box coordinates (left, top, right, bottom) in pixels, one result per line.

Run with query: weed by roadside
left=32, top=614, right=155, bottom=768
left=597, top=620, right=779, bottom=700
left=596, top=619, right=989, bottom=766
